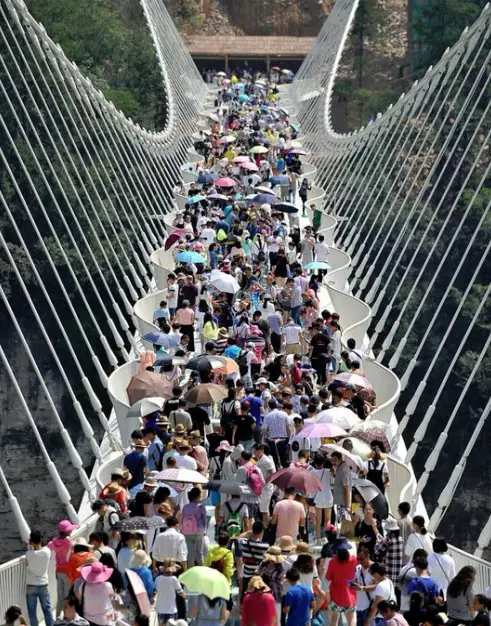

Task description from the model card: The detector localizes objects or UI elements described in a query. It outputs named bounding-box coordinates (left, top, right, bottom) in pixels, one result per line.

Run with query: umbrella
left=218, top=135, right=236, bottom=144
left=253, top=193, right=280, bottom=205
left=216, top=71, right=226, bottom=77
left=269, top=175, right=290, bottom=185
left=197, top=173, right=217, bottom=185
left=129, top=482, right=178, bottom=498
left=316, top=407, right=362, bottom=430
left=206, top=193, right=229, bottom=202
left=238, top=94, right=249, bottom=102
left=179, top=566, right=230, bottom=600
left=187, top=354, right=227, bottom=372
left=271, top=66, right=281, bottom=71
left=250, top=145, right=269, bottom=154
left=175, top=251, right=207, bottom=264
left=154, top=355, right=187, bottom=367
left=281, top=69, right=292, bottom=74
left=254, top=185, right=277, bottom=195
left=206, top=112, right=220, bottom=122
left=184, top=383, right=228, bottom=405
left=215, top=177, right=237, bottom=188
left=126, top=371, right=174, bottom=404
left=232, top=155, right=251, bottom=164
left=188, top=194, right=206, bottom=204
left=285, top=140, right=303, bottom=149
left=274, top=201, right=299, bottom=214
left=338, top=437, right=372, bottom=459
left=154, top=468, right=208, bottom=484
left=203, top=481, right=253, bottom=497
left=210, top=270, right=241, bottom=294
left=142, top=331, right=169, bottom=346
left=351, top=427, right=391, bottom=453
left=297, top=423, right=347, bottom=439
left=289, top=148, right=308, bottom=155
left=320, top=443, right=365, bottom=470
left=164, top=229, right=187, bottom=251
left=126, top=569, right=151, bottom=617
left=241, top=162, right=259, bottom=172
left=214, top=356, right=240, bottom=376
left=353, top=478, right=389, bottom=519
left=304, top=261, right=331, bottom=270
left=267, top=467, right=323, bottom=495
left=126, top=396, right=165, bottom=418
left=113, top=516, right=166, bottom=531
left=331, top=373, right=373, bottom=392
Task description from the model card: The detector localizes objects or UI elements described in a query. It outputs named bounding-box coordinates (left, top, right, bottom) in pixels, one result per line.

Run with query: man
left=176, top=442, right=198, bottom=470
left=282, top=316, right=303, bottom=355
left=309, top=323, right=331, bottom=386
left=347, top=337, right=364, bottom=364
left=152, top=515, right=188, bottom=571
left=236, top=520, right=270, bottom=601
left=91, top=499, right=120, bottom=544
left=169, top=399, right=192, bottom=431
left=283, top=567, right=315, bottom=626
left=124, top=441, right=148, bottom=488
left=88, top=531, right=116, bottom=562
left=398, top=549, right=428, bottom=611
left=397, top=501, right=413, bottom=557
left=54, top=596, right=89, bottom=626
left=26, top=531, right=54, bottom=626
left=289, top=416, right=311, bottom=463
left=179, top=276, right=199, bottom=308
left=332, top=451, right=352, bottom=517
left=406, top=556, right=440, bottom=605
left=363, top=443, right=389, bottom=493
left=254, top=443, right=276, bottom=528
left=219, top=496, right=251, bottom=535
left=272, top=486, right=306, bottom=540
left=262, top=399, right=291, bottom=468
left=234, top=450, right=265, bottom=516
left=233, top=401, right=257, bottom=453
left=142, top=425, right=165, bottom=472
left=244, top=387, right=264, bottom=444
left=352, top=545, right=376, bottom=626
left=373, top=518, right=404, bottom=583
left=201, top=221, right=217, bottom=246
left=314, top=234, right=329, bottom=268
left=166, top=273, right=179, bottom=318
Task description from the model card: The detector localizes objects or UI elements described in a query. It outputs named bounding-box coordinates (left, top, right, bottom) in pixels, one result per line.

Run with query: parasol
left=297, top=422, right=347, bottom=439
left=320, top=443, right=365, bottom=470
left=126, top=371, right=174, bottom=404
left=184, top=383, right=228, bottom=405
left=175, top=251, right=207, bottom=264
left=215, top=177, right=237, bottom=188
left=113, top=516, right=166, bottom=531
left=179, top=566, right=230, bottom=600
left=267, top=467, right=323, bottom=495
left=315, top=407, right=361, bottom=430
left=353, top=478, right=389, bottom=519
left=126, top=396, right=165, bottom=419
left=274, top=201, right=299, bottom=214
left=154, top=468, right=208, bottom=484
left=209, top=270, right=241, bottom=294
left=164, top=229, right=187, bottom=251
left=304, top=261, right=331, bottom=270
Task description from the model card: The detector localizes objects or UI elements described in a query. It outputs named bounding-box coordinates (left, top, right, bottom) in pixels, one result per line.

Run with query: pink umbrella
left=232, top=156, right=250, bottom=164
left=215, top=177, right=237, bottom=187
left=126, top=371, right=174, bottom=404
left=331, top=372, right=373, bottom=391
left=241, top=162, right=259, bottom=172
left=297, top=423, right=347, bottom=439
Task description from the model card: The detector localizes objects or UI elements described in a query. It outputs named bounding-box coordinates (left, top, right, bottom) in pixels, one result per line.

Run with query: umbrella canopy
left=267, top=467, right=323, bottom=495
left=289, top=148, right=308, bottom=155
left=351, top=427, right=391, bottom=453
left=281, top=69, right=292, bottom=74
left=206, top=112, right=220, bottom=122
left=187, top=354, right=227, bottom=372
left=285, top=140, right=303, bottom=149
left=274, top=201, right=299, bottom=214
left=142, top=331, right=169, bottom=346
left=271, top=66, right=281, bottom=71
left=126, top=569, right=151, bottom=617
left=113, top=516, right=166, bottom=531
left=197, top=173, right=217, bottom=185
left=297, top=422, right=347, bottom=439
left=188, top=194, right=206, bottom=204
left=209, top=270, right=241, bottom=294
left=129, top=482, right=178, bottom=499
left=214, top=356, right=240, bottom=376
left=206, top=193, right=229, bottom=202
left=331, top=373, right=373, bottom=391
left=126, top=396, right=165, bottom=419
left=164, top=229, right=187, bottom=251
left=154, top=468, right=208, bottom=484
left=216, top=71, right=226, bottom=77
left=232, top=156, right=251, bottom=164
left=154, top=355, right=187, bottom=367
left=250, top=145, right=269, bottom=154
left=126, top=371, right=174, bottom=404
left=254, top=185, right=276, bottom=195
left=338, top=437, right=372, bottom=459
left=269, top=175, right=290, bottom=185
left=241, top=161, right=259, bottom=172
left=184, top=383, right=228, bottom=405
left=238, top=94, right=249, bottom=102
left=180, top=566, right=230, bottom=600
left=175, top=251, right=207, bottom=264
left=320, top=443, right=365, bottom=470
left=215, top=177, right=237, bottom=188
left=353, top=478, right=389, bottom=519
left=204, top=481, right=253, bottom=497
left=316, top=407, right=361, bottom=430
left=253, top=193, right=280, bottom=205
left=218, top=135, right=236, bottom=144
left=304, top=261, right=331, bottom=270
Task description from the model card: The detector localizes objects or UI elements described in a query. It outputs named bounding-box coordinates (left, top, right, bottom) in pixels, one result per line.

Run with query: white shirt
left=263, top=409, right=289, bottom=438
left=314, top=242, right=329, bottom=262
left=374, top=578, right=396, bottom=614
left=201, top=228, right=216, bottom=245
left=428, top=552, right=456, bottom=597
left=155, top=574, right=183, bottom=613
left=330, top=330, right=342, bottom=358
left=26, top=546, right=51, bottom=586
left=176, top=454, right=198, bottom=471
left=256, top=454, right=276, bottom=481
left=405, top=532, right=433, bottom=560
left=354, top=564, right=375, bottom=610
left=167, top=284, right=178, bottom=308
left=152, top=528, right=188, bottom=563
left=282, top=323, right=302, bottom=344
left=349, top=349, right=364, bottom=363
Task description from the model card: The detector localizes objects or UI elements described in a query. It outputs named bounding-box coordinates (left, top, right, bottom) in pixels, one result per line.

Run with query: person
left=116, top=531, right=137, bottom=579
left=295, top=543, right=318, bottom=590
left=254, top=443, right=276, bottom=528
left=25, top=531, right=53, bottom=626
left=407, top=556, right=440, bottom=606
left=373, top=518, right=403, bottom=584
left=365, top=563, right=397, bottom=626
left=233, top=400, right=256, bottom=452
left=129, top=550, right=155, bottom=600
left=272, top=485, right=306, bottom=540
left=403, top=592, right=427, bottom=626
left=326, top=537, right=357, bottom=626
left=352, top=546, right=376, bottom=626
left=241, top=576, right=277, bottom=626
left=153, top=300, right=170, bottom=323
left=204, top=531, right=234, bottom=583
left=404, top=516, right=433, bottom=561
left=175, top=299, right=195, bottom=351
left=123, top=441, right=148, bottom=488
left=66, top=537, right=93, bottom=586
left=363, top=445, right=389, bottom=493
left=309, top=323, right=330, bottom=385
left=471, top=594, right=490, bottom=626
left=75, top=562, right=114, bottom=626
left=283, top=567, right=315, bottom=626
left=53, top=596, right=89, bottom=626
left=180, top=487, right=207, bottom=566
left=397, top=502, right=413, bottom=557
left=398, top=548, right=428, bottom=612
left=427, top=537, right=456, bottom=599
left=236, top=520, right=270, bottom=601
left=257, top=546, right=286, bottom=620
left=169, top=399, right=193, bottom=432
left=152, top=516, right=188, bottom=570
left=89, top=532, right=117, bottom=562
left=3, top=607, right=27, bottom=626
left=155, top=559, right=186, bottom=625
left=48, top=519, right=78, bottom=617
left=332, top=451, right=352, bottom=517
left=188, top=595, right=229, bottom=625
left=446, top=566, right=476, bottom=626
left=262, top=399, right=291, bottom=468
left=309, top=452, right=333, bottom=542
left=377, top=600, right=410, bottom=626
left=142, top=425, right=165, bottom=472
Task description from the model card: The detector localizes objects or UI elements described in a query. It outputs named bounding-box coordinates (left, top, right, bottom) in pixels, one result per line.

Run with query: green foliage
left=346, top=87, right=394, bottom=127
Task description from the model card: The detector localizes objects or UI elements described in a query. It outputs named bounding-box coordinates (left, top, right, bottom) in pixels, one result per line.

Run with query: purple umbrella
left=253, top=193, right=280, bottom=205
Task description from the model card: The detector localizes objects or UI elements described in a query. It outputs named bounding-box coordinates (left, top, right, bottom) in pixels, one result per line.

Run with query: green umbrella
left=250, top=145, right=269, bottom=154
left=179, top=566, right=230, bottom=599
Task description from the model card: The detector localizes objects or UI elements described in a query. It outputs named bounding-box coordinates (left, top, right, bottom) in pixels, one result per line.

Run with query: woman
left=329, top=321, right=342, bottom=373
left=174, top=299, right=195, bottom=351
left=301, top=231, right=315, bottom=264
left=189, top=595, right=229, bottom=626
left=116, top=531, right=137, bottom=578
left=99, top=553, right=124, bottom=595
left=309, top=453, right=334, bottom=542
left=241, top=576, right=277, bottom=626
left=295, top=543, right=319, bottom=590
left=76, top=562, right=115, bottom=626
left=235, top=314, right=251, bottom=348
left=264, top=275, right=277, bottom=301
left=404, top=516, right=433, bottom=561
left=129, top=550, right=155, bottom=600
left=202, top=311, right=219, bottom=342
left=257, top=547, right=286, bottom=622
left=373, top=518, right=403, bottom=584
left=2, top=607, right=26, bottom=626
left=355, top=503, right=383, bottom=557
left=299, top=178, right=310, bottom=208
left=326, top=537, right=357, bottom=626
left=180, top=487, right=207, bottom=567
left=364, top=563, right=397, bottom=626
left=197, top=298, right=211, bottom=333
left=271, top=248, right=289, bottom=288
left=220, top=386, right=240, bottom=444
left=446, top=566, right=476, bottom=626
left=427, top=537, right=456, bottom=600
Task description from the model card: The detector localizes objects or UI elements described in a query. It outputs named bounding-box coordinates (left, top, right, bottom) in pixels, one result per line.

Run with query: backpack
left=225, top=501, right=244, bottom=538
left=180, top=511, right=198, bottom=535
left=412, top=577, right=437, bottom=607
left=246, top=464, right=263, bottom=496
left=209, top=554, right=226, bottom=573
left=236, top=349, right=249, bottom=375
left=103, top=500, right=126, bottom=523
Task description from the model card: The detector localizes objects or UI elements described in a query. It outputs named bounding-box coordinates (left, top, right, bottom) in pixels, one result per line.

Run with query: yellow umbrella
left=250, top=145, right=269, bottom=154
left=179, top=566, right=230, bottom=599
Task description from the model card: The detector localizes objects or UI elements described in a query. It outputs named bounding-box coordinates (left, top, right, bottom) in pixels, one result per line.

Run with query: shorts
left=259, top=484, right=274, bottom=513
left=286, top=343, right=301, bottom=355
left=328, top=601, right=355, bottom=613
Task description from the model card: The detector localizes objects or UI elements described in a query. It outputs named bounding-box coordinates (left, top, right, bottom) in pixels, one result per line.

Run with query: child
left=155, top=559, right=186, bottom=625
left=153, top=300, right=170, bottom=323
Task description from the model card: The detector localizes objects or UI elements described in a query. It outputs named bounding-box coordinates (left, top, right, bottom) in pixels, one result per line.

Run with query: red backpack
left=246, top=464, right=263, bottom=496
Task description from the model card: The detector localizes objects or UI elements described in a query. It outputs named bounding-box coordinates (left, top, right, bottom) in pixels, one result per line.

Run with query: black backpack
left=236, top=349, right=249, bottom=375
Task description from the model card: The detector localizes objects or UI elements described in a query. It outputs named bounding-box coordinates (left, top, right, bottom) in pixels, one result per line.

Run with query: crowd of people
left=9, top=70, right=491, bottom=626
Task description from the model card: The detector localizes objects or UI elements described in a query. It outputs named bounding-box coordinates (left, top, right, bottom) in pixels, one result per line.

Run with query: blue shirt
left=147, top=437, right=165, bottom=472
left=223, top=345, right=241, bottom=359
left=123, top=451, right=147, bottom=488
left=131, top=566, right=155, bottom=599
left=285, top=584, right=314, bottom=626
left=153, top=307, right=170, bottom=322
left=407, top=576, right=439, bottom=601
left=244, top=395, right=263, bottom=425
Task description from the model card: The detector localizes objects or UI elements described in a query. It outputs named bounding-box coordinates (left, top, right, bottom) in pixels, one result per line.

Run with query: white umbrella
left=349, top=419, right=389, bottom=433
left=210, top=270, right=240, bottom=294
left=216, top=71, right=226, bottom=77
left=254, top=185, right=276, bottom=195
left=206, top=112, right=220, bottom=122
left=218, top=135, right=236, bottom=144
left=315, top=407, right=361, bottom=430
left=320, top=443, right=365, bottom=470
left=154, top=468, right=208, bottom=484
left=126, top=396, right=165, bottom=418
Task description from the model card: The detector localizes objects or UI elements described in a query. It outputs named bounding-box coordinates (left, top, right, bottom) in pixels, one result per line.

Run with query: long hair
left=337, top=549, right=350, bottom=563
left=296, top=553, right=314, bottom=574
left=447, top=566, right=476, bottom=598
left=413, top=515, right=427, bottom=535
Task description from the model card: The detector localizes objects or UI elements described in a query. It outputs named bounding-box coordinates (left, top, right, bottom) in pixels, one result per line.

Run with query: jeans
left=56, top=572, right=71, bottom=616
left=291, top=305, right=301, bottom=324
left=26, top=585, right=53, bottom=626
left=239, top=439, right=255, bottom=454
left=357, top=608, right=370, bottom=626
left=185, top=533, right=204, bottom=566
left=311, top=356, right=328, bottom=385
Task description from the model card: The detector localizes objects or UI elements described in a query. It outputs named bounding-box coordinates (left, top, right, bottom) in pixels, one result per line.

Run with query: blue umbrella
left=142, top=331, right=168, bottom=345
left=188, top=194, right=206, bottom=204
left=269, top=175, right=289, bottom=185
left=197, top=173, right=217, bottom=185
left=239, top=94, right=249, bottom=102
left=175, top=251, right=207, bottom=264
left=304, top=261, right=331, bottom=270
left=253, top=193, right=279, bottom=205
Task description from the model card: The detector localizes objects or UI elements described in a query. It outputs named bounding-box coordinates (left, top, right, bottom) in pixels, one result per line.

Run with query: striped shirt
left=238, top=538, right=270, bottom=578
left=214, top=337, right=228, bottom=354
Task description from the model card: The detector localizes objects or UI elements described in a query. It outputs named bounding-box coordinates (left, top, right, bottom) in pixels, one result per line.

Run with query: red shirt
left=241, top=590, right=277, bottom=626
left=290, top=363, right=302, bottom=386
left=326, top=555, right=357, bottom=608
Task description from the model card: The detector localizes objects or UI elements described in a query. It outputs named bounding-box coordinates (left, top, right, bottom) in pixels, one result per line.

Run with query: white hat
left=256, top=377, right=269, bottom=385
left=384, top=517, right=399, bottom=531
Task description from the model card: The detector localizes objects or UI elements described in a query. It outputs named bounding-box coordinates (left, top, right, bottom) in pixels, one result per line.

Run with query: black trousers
left=311, top=356, right=328, bottom=385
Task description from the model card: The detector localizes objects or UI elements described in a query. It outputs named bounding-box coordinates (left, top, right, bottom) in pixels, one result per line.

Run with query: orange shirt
left=66, top=551, right=92, bottom=584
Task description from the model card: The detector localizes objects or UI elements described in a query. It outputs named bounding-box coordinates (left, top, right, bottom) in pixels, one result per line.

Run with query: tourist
left=404, top=516, right=433, bottom=560
left=365, top=563, right=397, bottom=626
left=180, top=487, right=207, bottom=566
left=373, top=517, right=403, bottom=584
left=326, top=537, right=357, bottom=626
left=241, top=576, right=277, bottom=626
left=53, top=596, right=89, bottom=626
left=446, top=566, right=476, bottom=626
left=352, top=545, right=376, bottom=626
left=377, top=600, right=410, bottom=626
left=271, top=485, right=306, bottom=540
left=129, top=549, right=155, bottom=599
left=25, top=531, right=54, bottom=626
left=66, top=537, right=93, bottom=586
left=236, top=520, right=270, bottom=601
left=283, top=567, right=315, bottom=626
left=152, top=516, right=188, bottom=570
left=48, top=519, right=78, bottom=617
left=427, top=537, right=456, bottom=599
left=75, top=562, right=114, bottom=626
left=155, top=559, right=186, bottom=625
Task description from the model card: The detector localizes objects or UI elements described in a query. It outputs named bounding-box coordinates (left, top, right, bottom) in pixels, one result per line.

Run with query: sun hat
left=263, top=546, right=285, bottom=564
left=156, top=415, right=169, bottom=425
left=189, top=430, right=203, bottom=440
left=143, top=477, right=157, bottom=488
left=295, top=542, right=312, bottom=556
left=74, top=537, right=92, bottom=550
left=215, top=440, right=235, bottom=453
left=178, top=441, right=192, bottom=450
left=247, top=576, right=271, bottom=593
left=334, top=537, right=352, bottom=552
left=279, top=535, right=295, bottom=552
left=157, top=502, right=173, bottom=516
left=106, top=483, right=122, bottom=495
left=174, top=424, right=186, bottom=434
left=58, top=520, right=78, bottom=534
left=81, top=561, right=113, bottom=583
left=256, top=377, right=269, bottom=385
left=218, top=327, right=229, bottom=338
left=130, top=549, right=152, bottom=568
left=384, top=517, right=399, bottom=532
left=110, top=468, right=125, bottom=479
